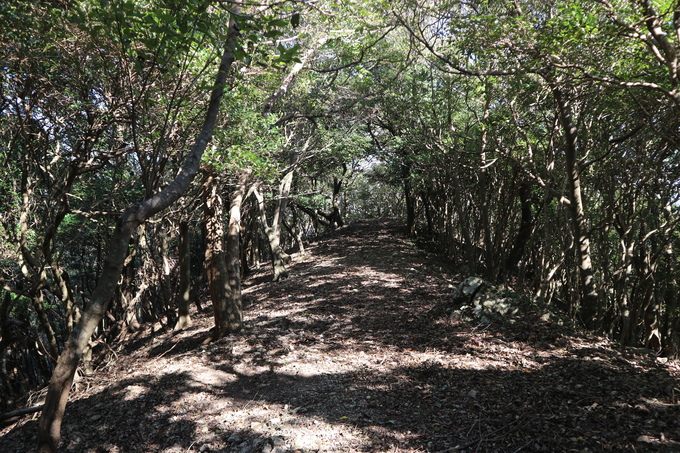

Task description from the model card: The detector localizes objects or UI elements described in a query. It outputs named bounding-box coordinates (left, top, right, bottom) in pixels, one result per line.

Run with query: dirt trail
left=2, top=218, right=680, bottom=452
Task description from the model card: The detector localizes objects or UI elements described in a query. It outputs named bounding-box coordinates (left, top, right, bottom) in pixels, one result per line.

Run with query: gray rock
left=450, top=276, right=530, bottom=324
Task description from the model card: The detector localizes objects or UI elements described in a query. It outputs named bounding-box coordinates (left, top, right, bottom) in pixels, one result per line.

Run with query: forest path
left=2, top=218, right=680, bottom=452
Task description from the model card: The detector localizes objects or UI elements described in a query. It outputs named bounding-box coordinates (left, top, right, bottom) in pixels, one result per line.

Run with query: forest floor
left=2, top=218, right=680, bottom=452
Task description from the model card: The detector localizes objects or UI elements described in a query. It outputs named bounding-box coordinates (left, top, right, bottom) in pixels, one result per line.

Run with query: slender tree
left=37, top=10, right=239, bottom=451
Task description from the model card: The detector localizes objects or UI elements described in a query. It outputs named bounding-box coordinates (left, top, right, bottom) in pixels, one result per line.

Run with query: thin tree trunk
left=551, top=85, right=599, bottom=328
left=246, top=209, right=261, bottom=269
left=422, top=189, right=434, bottom=238
left=119, top=239, right=142, bottom=335
left=613, top=215, right=636, bottom=345
left=203, top=170, right=231, bottom=340
left=159, top=226, right=176, bottom=327
left=401, top=163, right=416, bottom=237
left=288, top=205, right=305, bottom=255
left=478, top=91, right=494, bottom=279
left=253, top=171, right=294, bottom=282
left=31, top=291, right=59, bottom=361
left=37, top=18, right=238, bottom=451
left=224, top=170, right=251, bottom=334
left=319, top=171, right=346, bottom=229
left=663, top=275, right=679, bottom=357
left=0, top=292, right=13, bottom=359
left=505, top=181, right=534, bottom=276
left=49, top=263, right=75, bottom=336
left=452, top=151, right=476, bottom=267
left=330, top=175, right=345, bottom=228
left=174, top=221, right=192, bottom=330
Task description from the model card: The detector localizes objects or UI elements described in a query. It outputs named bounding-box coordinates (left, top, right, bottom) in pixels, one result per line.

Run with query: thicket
left=1, top=1, right=679, bottom=448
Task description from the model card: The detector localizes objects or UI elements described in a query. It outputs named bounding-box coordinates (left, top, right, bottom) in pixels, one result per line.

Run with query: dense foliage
left=0, top=0, right=679, bottom=440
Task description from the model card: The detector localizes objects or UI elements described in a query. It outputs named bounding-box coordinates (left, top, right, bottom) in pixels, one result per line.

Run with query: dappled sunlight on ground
left=2, top=219, right=679, bottom=452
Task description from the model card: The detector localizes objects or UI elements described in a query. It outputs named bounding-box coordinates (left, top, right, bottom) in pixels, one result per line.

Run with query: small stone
left=269, top=436, right=286, bottom=447
left=467, top=390, right=478, bottom=398
left=637, top=435, right=661, bottom=447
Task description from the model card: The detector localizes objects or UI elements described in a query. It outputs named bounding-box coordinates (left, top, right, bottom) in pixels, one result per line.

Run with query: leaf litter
left=2, top=219, right=680, bottom=452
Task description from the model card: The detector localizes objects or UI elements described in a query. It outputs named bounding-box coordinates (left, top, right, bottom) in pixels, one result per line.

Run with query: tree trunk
left=422, top=189, right=434, bottom=238
left=174, top=221, right=192, bottom=330
left=478, top=91, right=494, bottom=279
left=663, top=275, right=679, bottom=357
left=224, top=170, right=251, bottom=333
left=203, top=170, right=231, bottom=340
left=287, top=205, right=305, bottom=255
left=401, top=162, right=416, bottom=237
left=551, top=85, right=599, bottom=329
left=330, top=175, right=345, bottom=228
left=253, top=170, right=294, bottom=282
left=159, top=225, right=176, bottom=327
left=505, top=181, right=534, bottom=276
left=31, top=291, right=60, bottom=361
left=319, top=172, right=346, bottom=229
left=295, top=202, right=328, bottom=233
left=452, top=151, right=476, bottom=267
left=37, top=17, right=238, bottom=451
left=244, top=208, right=261, bottom=270
left=0, top=292, right=13, bottom=358
left=204, top=169, right=250, bottom=339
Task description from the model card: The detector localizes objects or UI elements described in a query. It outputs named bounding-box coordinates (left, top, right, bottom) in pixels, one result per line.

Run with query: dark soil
left=2, top=218, right=680, bottom=452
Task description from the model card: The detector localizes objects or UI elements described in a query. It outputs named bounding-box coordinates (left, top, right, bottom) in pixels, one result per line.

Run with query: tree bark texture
left=478, top=92, right=495, bottom=279
left=174, top=221, right=192, bottom=330
left=203, top=170, right=231, bottom=340
left=330, top=173, right=345, bottom=228
left=36, top=16, right=238, bottom=452
left=505, top=181, right=534, bottom=277
left=253, top=171, right=294, bottom=282
left=551, top=85, right=599, bottom=328
left=203, top=169, right=250, bottom=339
left=319, top=173, right=346, bottom=229
left=225, top=170, right=251, bottom=333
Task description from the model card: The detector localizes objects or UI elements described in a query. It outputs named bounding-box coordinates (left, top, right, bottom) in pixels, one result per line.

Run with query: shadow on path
left=2, top=219, right=679, bottom=452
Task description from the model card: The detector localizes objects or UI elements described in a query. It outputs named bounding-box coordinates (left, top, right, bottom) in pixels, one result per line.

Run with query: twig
left=454, top=415, right=531, bottom=451
left=151, top=340, right=180, bottom=362
left=0, top=404, right=44, bottom=423
left=513, top=439, right=534, bottom=452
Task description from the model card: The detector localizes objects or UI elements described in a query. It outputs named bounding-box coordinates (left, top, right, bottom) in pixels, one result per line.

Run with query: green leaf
left=269, top=19, right=288, bottom=28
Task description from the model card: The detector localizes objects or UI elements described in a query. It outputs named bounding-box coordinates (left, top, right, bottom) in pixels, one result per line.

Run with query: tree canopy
left=1, top=0, right=680, bottom=450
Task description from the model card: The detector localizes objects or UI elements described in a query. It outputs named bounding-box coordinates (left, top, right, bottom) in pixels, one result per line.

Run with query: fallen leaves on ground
left=2, top=219, right=679, bottom=452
